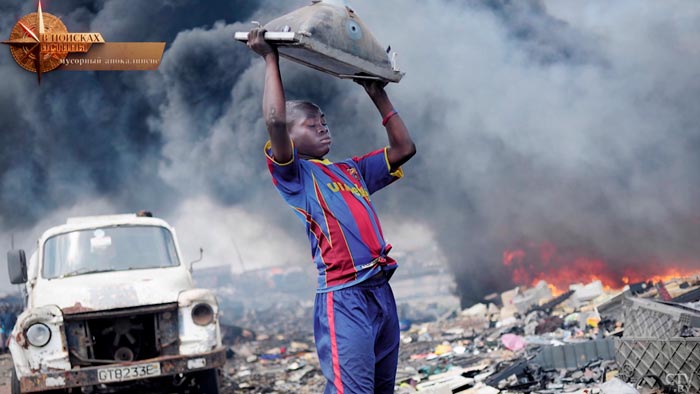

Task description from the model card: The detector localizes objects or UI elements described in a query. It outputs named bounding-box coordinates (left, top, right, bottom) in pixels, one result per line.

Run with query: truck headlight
left=26, top=323, right=52, bottom=347
left=191, top=303, right=214, bottom=326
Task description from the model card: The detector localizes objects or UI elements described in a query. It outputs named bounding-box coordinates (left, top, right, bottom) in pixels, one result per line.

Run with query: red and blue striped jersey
left=264, top=141, right=403, bottom=292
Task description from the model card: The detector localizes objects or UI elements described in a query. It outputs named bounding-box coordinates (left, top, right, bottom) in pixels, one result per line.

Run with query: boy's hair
left=286, top=100, right=321, bottom=128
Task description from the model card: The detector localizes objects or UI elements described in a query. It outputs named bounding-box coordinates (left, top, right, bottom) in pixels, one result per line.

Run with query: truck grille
left=64, top=303, right=179, bottom=367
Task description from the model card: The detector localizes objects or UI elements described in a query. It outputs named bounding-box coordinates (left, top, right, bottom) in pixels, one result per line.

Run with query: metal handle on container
left=233, top=32, right=297, bottom=43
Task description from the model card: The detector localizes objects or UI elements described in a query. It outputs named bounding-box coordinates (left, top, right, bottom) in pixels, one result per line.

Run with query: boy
left=248, top=27, right=416, bottom=393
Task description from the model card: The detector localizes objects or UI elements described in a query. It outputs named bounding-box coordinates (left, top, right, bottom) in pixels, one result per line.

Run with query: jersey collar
left=308, top=158, right=332, bottom=165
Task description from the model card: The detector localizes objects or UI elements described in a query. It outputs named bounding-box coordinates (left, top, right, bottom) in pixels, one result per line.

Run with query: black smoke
left=2, top=0, right=700, bottom=307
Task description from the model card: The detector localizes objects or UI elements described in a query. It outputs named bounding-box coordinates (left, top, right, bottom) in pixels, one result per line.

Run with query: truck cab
left=7, top=213, right=225, bottom=393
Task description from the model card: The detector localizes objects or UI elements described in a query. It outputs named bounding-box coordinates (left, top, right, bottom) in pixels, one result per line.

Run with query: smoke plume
left=1, top=1, right=700, bottom=307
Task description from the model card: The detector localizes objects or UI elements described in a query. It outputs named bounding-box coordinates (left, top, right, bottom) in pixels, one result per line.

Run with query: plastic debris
left=599, top=377, right=640, bottom=394
left=501, top=333, right=526, bottom=352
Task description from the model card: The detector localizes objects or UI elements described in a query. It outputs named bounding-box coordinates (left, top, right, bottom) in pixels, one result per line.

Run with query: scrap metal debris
left=1, top=271, right=698, bottom=392
left=209, top=272, right=700, bottom=394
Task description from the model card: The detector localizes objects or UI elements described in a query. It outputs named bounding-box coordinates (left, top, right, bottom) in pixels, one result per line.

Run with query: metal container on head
left=235, top=0, right=404, bottom=83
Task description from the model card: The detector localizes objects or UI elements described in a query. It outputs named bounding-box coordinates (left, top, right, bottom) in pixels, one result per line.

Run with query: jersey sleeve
left=264, top=140, right=303, bottom=195
left=352, top=147, right=404, bottom=195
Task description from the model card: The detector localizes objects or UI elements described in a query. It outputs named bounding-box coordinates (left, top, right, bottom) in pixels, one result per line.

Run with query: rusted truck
left=6, top=213, right=225, bottom=393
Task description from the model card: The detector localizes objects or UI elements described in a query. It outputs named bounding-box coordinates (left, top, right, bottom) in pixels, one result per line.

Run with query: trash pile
left=223, top=331, right=326, bottom=394
left=216, top=274, right=700, bottom=394
left=392, top=275, right=700, bottom=394
left=217, top=300, right=326, bottom=394
left=614, top=296, right=700, bottom=394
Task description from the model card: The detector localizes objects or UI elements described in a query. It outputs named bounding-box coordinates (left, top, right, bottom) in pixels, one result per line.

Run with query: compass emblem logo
left=3, top=2, right=164, bottom=83
left=3, top=2, right=104, bottom=82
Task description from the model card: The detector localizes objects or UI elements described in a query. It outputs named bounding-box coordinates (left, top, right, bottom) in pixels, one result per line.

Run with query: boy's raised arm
left=358, top=80, right=416, bottom=171
left=248, top=28, right=293, bottom=163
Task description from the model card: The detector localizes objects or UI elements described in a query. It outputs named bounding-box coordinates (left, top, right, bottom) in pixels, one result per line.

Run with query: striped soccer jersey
left=264, top=141, right=403, bottom=292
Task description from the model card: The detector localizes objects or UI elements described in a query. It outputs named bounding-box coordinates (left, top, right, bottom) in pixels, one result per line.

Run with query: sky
left=1, top=0, right=699, bottom=305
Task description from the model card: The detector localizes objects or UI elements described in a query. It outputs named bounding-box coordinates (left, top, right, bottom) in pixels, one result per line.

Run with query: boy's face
left=289, top=108, right=331, bottom=159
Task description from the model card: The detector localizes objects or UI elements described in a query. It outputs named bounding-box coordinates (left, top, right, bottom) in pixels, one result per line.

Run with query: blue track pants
left=314, top=273, right=400, bottom=394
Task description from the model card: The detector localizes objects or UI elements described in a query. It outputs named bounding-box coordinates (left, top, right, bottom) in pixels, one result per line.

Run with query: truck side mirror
left=189, top=247, right=204, bottom=273
left=7, top=249, right=27, bottom=284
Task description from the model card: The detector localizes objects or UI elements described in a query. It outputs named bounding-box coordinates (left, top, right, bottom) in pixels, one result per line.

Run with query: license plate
left=97, top=362, right=161, bottom=383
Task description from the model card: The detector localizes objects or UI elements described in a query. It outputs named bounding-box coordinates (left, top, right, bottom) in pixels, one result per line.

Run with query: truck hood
left=30, top=267, right=193, bottom=313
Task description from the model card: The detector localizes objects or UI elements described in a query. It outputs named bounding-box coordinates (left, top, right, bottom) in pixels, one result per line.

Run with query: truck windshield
left=42, top=225, right=180, bottom=279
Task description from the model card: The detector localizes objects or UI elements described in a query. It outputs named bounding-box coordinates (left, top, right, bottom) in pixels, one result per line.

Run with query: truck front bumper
left=20, top=348, right=226, bottom=392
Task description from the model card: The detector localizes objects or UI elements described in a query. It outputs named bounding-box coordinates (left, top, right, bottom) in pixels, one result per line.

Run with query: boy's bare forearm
left=247, top=27, right=292, bottom=162
left=368, top=88, right=416, bottom=169
left=262, top=52, right=292, bottom=162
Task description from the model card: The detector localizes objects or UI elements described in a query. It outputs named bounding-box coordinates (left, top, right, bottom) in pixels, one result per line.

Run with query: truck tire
left=11, top=368, right=20, bottom=394
left=194, top=368, right=220, bottom=394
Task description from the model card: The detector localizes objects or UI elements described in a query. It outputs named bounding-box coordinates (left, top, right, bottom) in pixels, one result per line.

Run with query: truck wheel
left=11, top=368, right=20, bottom=394
left=194, top=368, right=220, bottom=394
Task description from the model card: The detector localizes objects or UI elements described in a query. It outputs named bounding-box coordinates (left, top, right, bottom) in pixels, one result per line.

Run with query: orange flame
left=502, top=243, right=699, bottom=294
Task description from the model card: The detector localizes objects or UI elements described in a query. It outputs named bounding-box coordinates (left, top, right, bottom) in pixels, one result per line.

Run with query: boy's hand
left=355, top=78, right=388, bottom=98
left=247, top=27, right=276, bottom=58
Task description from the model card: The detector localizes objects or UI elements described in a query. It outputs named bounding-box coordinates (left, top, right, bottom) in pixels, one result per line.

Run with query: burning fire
left=502, top=242, right=699, bottom=295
